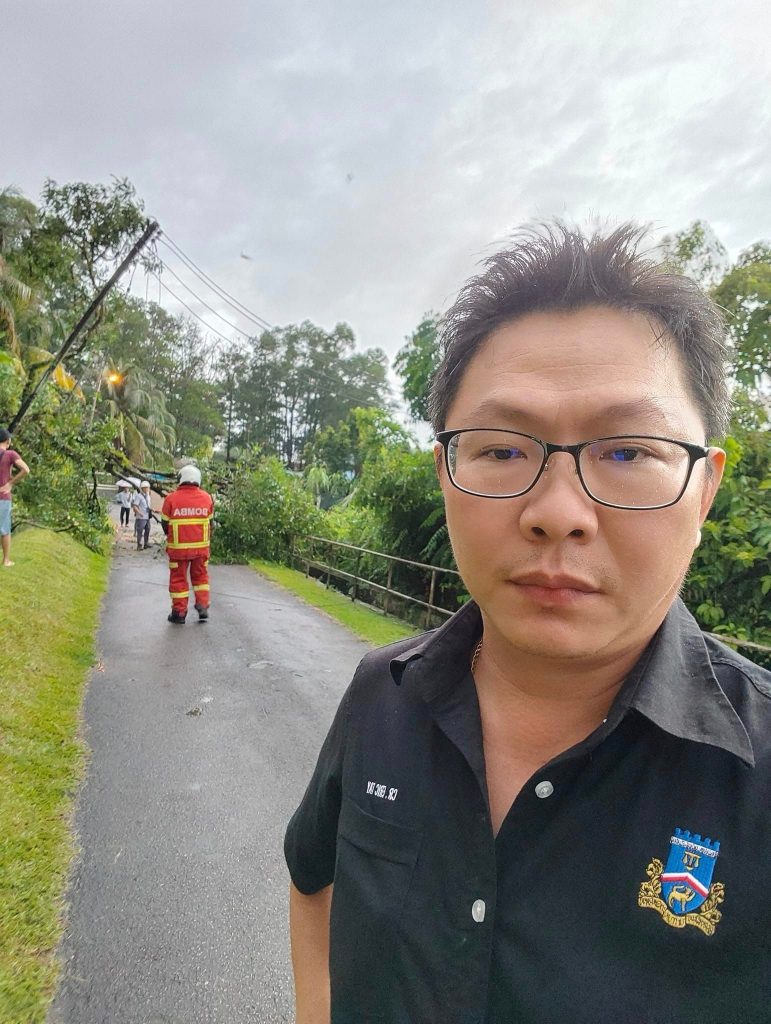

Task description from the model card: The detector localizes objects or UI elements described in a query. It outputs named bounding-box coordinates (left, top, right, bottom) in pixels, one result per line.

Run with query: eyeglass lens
left=447, top=430, right=692, bottom=508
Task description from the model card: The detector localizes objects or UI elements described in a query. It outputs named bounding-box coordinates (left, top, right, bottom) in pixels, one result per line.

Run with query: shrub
left=684, top=427, right=771, bottom=667
left=11, top=401, right=113, bottom=552
left=211, top=455, right=322, bottom=563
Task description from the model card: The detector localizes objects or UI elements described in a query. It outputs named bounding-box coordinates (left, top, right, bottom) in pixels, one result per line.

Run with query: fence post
left=384, top=561, right=394, bottom=617
left=305, top=537, right=312, bottom=577
left=425, top=569, right=437, bottom=628
left=352, top=550, right=362, bottom=602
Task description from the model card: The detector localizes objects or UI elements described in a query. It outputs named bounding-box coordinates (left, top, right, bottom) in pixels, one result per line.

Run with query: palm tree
left=0, top=255, right=32, bottom=357
left=304, top=462, right=331, bottom=508
left=103, top=362, right=176, bottom=463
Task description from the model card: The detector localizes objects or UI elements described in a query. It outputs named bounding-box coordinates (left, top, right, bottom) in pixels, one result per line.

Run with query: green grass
left=0, top=529, right=110, bottom=1024
left=251, top=560, right=420, bottom=647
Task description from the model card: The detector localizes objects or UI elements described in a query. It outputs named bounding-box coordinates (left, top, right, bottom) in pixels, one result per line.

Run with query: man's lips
left=508, top=573, right=600, bottom=605
left=511, top=572, right=599, bottom=592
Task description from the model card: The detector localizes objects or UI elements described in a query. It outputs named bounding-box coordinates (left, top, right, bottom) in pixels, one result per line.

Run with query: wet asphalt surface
left=48, top=518, right=369, bottom=1024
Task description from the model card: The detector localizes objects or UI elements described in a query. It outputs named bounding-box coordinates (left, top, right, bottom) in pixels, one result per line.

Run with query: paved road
left=49, top=518, right=370, bottom=1024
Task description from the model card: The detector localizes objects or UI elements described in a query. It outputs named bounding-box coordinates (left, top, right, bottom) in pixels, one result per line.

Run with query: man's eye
left=605, top=447, right=641, bottom=462
left=481, top=447, right=526, bottom=461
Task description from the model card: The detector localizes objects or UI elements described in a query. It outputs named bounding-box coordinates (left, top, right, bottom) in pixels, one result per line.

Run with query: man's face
left=436, top=306, right=725, bottom=666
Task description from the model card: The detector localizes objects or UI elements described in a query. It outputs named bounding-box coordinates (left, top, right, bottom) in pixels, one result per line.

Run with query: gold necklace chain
left=471, top=638, right=483, bottom=674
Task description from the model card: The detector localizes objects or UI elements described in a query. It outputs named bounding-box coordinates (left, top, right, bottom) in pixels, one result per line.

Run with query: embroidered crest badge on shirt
left=638, top=828, right=724, bottom=936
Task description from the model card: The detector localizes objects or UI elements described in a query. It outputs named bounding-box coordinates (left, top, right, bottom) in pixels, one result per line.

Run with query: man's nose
left=518, top=452, right=599, bottom=542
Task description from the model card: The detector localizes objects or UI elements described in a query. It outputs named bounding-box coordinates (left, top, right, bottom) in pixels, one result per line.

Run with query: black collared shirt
left=284, top=599, right=771, bottom=1024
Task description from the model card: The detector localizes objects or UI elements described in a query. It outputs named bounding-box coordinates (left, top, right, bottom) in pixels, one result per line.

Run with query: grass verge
left=0, top=528, right=110, bottom=1024
left=251, top=560, right=420, bottom=647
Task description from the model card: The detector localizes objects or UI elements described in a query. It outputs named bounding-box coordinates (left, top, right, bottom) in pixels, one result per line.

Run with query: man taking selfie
left=285, top=224, right=771, bottom=1024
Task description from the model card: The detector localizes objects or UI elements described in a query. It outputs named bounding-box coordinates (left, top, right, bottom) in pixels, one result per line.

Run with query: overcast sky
left=4, top=0, right=770, bottom=418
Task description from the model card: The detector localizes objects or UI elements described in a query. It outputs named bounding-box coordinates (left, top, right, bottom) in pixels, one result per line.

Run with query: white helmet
left=140, top=480, right=150, bottom=490
left=179, top=465, right=202, bottom=485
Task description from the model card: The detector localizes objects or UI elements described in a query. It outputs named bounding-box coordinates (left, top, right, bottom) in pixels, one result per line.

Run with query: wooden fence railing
left=293, top=535, right=462, bottom=628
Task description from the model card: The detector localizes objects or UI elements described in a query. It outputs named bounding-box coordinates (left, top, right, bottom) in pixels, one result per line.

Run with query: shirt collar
left=617, top=598, right=754, bottom=766
left=389, top=597, right=754, bottom=767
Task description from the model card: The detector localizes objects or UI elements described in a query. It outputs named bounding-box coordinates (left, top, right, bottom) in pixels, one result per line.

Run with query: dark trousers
left=135, top=518, right=150, bottom=548
left=120, top=506, right=130, bottom=526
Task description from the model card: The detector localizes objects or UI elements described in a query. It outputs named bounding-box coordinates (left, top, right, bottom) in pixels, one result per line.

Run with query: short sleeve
left=284, top=684, right=352, bottom=894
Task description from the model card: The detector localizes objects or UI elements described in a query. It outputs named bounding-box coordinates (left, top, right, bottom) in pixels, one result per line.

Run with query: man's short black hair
left=0, top=428, right=12, bottom=443
left=428, top=222, right=731, bottom=440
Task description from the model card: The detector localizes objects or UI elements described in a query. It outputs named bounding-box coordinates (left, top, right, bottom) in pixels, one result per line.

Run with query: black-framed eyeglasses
left=436, top=429, right=711, bottom=510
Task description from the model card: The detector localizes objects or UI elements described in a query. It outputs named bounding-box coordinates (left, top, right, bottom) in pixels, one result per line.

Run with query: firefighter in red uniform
left=161, top=465, right=214, bottom=624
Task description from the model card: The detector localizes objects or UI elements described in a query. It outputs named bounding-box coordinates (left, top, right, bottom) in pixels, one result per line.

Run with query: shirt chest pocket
left=330, top=799, right=423, bottom=988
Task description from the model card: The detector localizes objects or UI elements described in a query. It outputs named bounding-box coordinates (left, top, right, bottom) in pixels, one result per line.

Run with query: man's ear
left=699, top=447, right=726, bottom=525
left=433, top=442, right=444, bottom=483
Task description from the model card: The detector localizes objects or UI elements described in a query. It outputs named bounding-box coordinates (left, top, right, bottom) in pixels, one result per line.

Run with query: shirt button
left=535, top=780, right=554, bottom=799
left=471, top=899, right=486, bottom=923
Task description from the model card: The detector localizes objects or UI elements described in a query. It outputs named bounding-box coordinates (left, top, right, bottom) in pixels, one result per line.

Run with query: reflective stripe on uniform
left=168, top=561, right=179, bottom=568
left=170, top=590, right=190, bottom=598
left=193, top=583, right=210, bottom=592
left=166, top=539, right=210, bottom=551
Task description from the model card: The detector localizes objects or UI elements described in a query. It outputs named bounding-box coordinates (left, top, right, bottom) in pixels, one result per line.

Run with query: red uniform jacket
left=161, top=484, right=214, bottom=560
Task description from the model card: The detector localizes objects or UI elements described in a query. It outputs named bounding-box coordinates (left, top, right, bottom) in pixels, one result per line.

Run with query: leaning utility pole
left=9, top=220, right=159, bottom=432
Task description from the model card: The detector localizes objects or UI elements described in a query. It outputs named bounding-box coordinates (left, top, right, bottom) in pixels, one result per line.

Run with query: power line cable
left=161, top=232, right=273, bottom=331
left=151, top=272, right=377, bottom=398
left=151, top=272, right=244, bottom=347
left=153, top=267, right=384, bottom=394
left=158, top=233, right=273, bottom=331
left=156, top=236, right=386, bottom=390
left=157, top=258, right=261, bottom=340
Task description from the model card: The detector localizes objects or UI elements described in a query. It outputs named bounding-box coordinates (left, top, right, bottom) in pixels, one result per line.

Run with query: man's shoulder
left=704, top=633, right=771, bottom=696
left=703, top=633, right=771, bottom=761
left=350, top=630, right=434, bottom=692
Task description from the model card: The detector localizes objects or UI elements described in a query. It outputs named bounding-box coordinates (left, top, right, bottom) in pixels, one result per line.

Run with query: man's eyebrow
left=593, top=397, right=677, bottom=426
left=457, top=396, right=680, bottom=429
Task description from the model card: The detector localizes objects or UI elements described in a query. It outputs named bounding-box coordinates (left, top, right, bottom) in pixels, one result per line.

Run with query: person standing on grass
left=284, top=222, right=771, bottom=1024
left=0, top=427, right=30, bottom=567
left=132, top=480, right=152, bottom=551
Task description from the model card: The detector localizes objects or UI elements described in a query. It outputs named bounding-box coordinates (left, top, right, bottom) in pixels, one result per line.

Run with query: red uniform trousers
left=168, top=557, right=210, bottom=615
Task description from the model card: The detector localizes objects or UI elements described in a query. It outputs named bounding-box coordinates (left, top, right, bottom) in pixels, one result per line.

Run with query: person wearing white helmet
left=160, top=464, right=214, bottom=624
left=178, top=465, right=202, bottom=485
left=115, top=480, right=133, bottom=529
left=131, top=480, right=153, bottom=551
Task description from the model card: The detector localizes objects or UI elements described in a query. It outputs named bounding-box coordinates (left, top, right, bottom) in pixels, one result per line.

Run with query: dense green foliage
left=211, top=456, right=322, bottom=563
left=218, top=322, right=391, bottom=464
left=10, top=416, right=114, bottom=552
left=684, top=430, right=771, bottom=665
